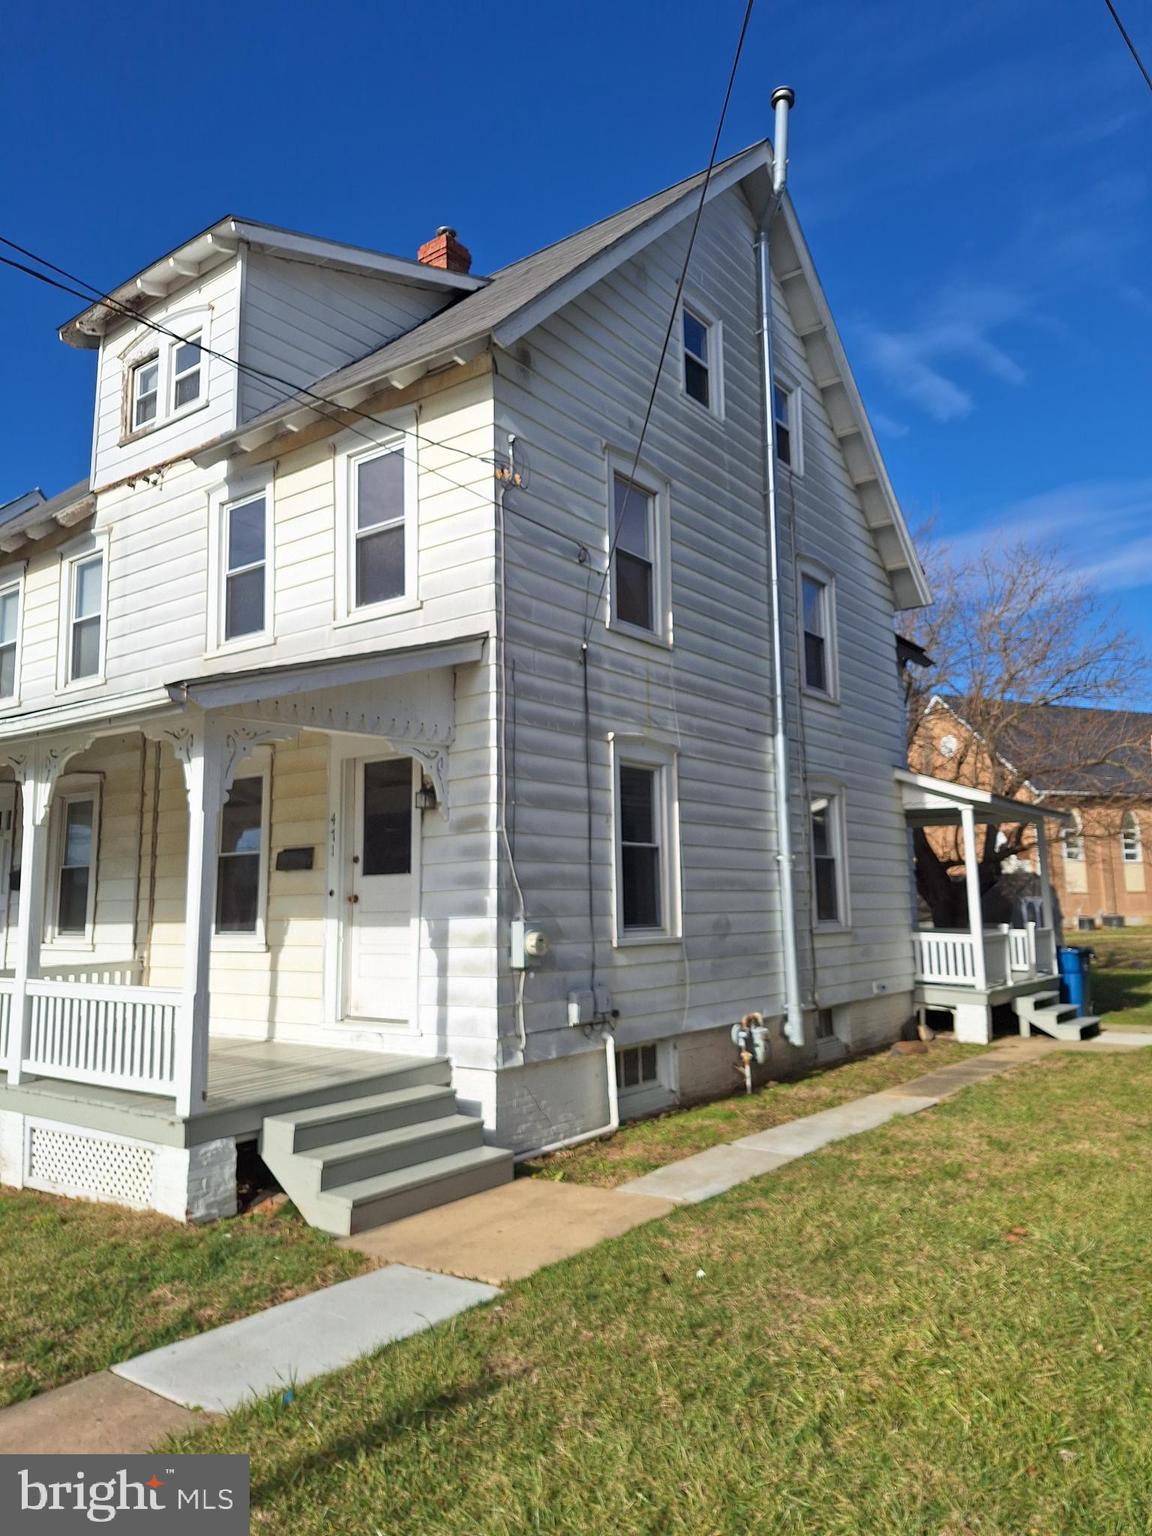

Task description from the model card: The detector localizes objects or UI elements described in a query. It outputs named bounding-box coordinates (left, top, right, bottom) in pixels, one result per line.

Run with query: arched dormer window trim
left=117, top=305, right=212, bottom=441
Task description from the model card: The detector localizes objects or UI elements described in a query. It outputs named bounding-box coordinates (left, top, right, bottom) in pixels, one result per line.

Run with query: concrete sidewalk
left=3, top=1028, right=1146, bottom=1453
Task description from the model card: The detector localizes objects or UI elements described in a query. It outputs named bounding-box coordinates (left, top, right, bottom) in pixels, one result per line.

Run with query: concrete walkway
left=3, top=1029, right=1148, bottom=1453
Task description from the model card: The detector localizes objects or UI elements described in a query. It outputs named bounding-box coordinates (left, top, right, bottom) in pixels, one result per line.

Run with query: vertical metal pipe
left=757, top=86, right=804, bottom=1047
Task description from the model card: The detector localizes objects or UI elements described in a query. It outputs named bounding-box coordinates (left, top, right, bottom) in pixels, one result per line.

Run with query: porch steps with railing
left=261, top=1056, right=513, bottom=1236
left=1013, top=990, right=1101, bottom=1043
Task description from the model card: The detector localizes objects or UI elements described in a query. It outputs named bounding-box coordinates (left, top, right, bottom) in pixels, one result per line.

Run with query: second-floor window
left=172, top=333, right=203, bottom=410
left=811, top=793, right=845, bottom=926
left=682, top=308, right=712, bottom=408
left=612, top=474, right=656, bottom=632
left=131, top=356, right=160, bottom=430
left=68, top=552, right=104, bottom=682
left=775, top=381, right=800, bottom=468
left=224, top=494, right=268, bottom=642
left=801, top=571, right=834, bottom=695
left=353, top=445, right=405, bottom=609
left=0, top=582, right=20, bottom=700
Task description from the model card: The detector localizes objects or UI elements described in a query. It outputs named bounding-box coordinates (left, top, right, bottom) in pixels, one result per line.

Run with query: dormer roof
left=59, top=217, right=487, bottom=350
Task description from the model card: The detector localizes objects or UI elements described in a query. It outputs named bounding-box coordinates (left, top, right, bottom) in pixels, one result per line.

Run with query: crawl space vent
left=26, top=1124, right=156, bottom=1208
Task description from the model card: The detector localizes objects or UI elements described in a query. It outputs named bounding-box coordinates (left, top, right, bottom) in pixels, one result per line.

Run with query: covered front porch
left=898, top=770, right=1073, bottom=1043
left=0, top=639, right=480, bottom=1123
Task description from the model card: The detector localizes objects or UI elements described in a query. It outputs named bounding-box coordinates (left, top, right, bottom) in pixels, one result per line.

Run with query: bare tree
left=902, top=539, right=1150, bottom=927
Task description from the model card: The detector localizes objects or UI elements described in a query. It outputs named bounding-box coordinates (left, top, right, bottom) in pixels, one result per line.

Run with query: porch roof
left=896, top=769, right=1074, bottom=829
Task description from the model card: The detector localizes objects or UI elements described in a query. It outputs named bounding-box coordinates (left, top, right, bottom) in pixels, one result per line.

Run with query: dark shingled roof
left=950, top=699, right=1152, bottom=795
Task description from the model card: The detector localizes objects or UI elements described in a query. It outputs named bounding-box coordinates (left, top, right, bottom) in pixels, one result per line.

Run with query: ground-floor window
left=49, top=789, right=99, bottom=940
left=216, top=768, right=269, bottom=941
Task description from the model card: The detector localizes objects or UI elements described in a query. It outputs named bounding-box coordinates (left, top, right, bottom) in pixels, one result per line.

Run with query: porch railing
left=915, top=925, right=1058, bottom=988
left=0, top=974, right=183, bottom=1099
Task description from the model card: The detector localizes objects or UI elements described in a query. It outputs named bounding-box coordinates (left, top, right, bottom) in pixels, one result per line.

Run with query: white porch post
left=960, top=804, right=987, bottom=992
left=7, top=764, right=50, bottom=1086
left=1036, top=818, right=1056, bottom=937
left=175, top=723, right=225, bottom=1119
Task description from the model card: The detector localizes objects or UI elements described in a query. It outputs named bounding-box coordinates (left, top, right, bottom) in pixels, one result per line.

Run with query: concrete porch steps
left=1013, top=990, right=1101, bottom=1042
left=261, top=1063, right=513, bottom=1236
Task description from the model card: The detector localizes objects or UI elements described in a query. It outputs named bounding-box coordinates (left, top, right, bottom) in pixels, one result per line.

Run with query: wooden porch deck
left=0, top=1038, right=440, bottom=1148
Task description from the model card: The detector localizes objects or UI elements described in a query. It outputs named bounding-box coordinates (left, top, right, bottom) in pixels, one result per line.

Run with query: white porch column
left=1036, top=818, right=1056, bottom=937
left=960, top=804, right=987, bottom=992
left=175, top=723, right=226, bottom=1119
left=6, top=765, right=51, bottom=1086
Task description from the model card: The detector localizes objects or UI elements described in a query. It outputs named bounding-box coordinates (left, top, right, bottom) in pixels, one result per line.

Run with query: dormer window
left=172, top=333, right=202, bottom=410
left=131, top=356, right=159, bottom=429
left=121, top=311, right=209, bottom=439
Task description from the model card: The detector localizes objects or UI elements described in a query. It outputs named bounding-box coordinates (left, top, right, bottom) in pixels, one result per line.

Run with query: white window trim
left=797, top=558, right=839, bottom=702
left=118, top=306, right=212, bottom=443
left=43, top=772, right=102, bottom=951
left=609, top=733, right=682, bottom=947
left=56, top=532, right=109, bottom=692
left=1064, top=812, right=1086, bottom=863
left=604, top=450, right=673, bottom=648
left=170, top=329, right=204, bottom=415
left=679, top=298, right=725, bottom=420
left=333, top=417, right=421, bottom=626
left=212, top=753, right=272, bottom=952
left=774, top=376, right=804, bottom=476
left=0, top=563, right=26, bottom=710
left=206, top=477, right=275, bottom=656
left=810, top=785, right=850, bottom=933
left=1121, top=812, right=1142, bottom=865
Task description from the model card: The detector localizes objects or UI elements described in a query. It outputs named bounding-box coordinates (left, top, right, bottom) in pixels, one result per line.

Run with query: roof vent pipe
left=771, top=86, right=795, bottom=195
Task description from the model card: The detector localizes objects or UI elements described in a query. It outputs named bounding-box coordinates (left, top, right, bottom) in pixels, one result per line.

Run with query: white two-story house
left=0, top=137, right=937, bottom=1232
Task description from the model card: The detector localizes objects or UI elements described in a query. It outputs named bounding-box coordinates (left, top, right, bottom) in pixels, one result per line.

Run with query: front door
left=344, top=756, right=415, bottom=1023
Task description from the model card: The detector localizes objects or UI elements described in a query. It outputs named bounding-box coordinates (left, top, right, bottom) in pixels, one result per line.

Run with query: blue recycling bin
left=1057, top=945, right=1093, bottom=1016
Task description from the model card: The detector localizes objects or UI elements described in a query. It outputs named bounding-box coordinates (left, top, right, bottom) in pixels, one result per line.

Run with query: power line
left=580, top=0, right=756, bottom=645
left=0, top=238, right=502, bottom=492
left=1103, top=0, right=1152, bottom=92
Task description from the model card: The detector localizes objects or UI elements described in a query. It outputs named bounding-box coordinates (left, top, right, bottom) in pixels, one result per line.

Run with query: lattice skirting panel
left=24, top=1120, right=158, bottom=1208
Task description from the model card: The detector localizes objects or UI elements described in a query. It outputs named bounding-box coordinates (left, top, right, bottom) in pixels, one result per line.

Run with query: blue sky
left=3, top=0, right=1151, bottom=677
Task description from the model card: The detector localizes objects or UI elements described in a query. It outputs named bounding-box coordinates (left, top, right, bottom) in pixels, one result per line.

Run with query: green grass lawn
left=1065, top=930, right=1152, bottom=1028
left=0, top=1194, right=366, bottom=1407
left=175, top=1049, right=1152, bottom=1535
left=521, top=1039, right=988, bottom=1186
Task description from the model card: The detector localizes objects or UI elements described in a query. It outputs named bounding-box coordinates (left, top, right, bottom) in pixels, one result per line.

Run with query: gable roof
left=59, top=217, right=485, bottom=349
left=931, top=696, right=1152, bottom=796
left=91, top=142, right=926, bottom=607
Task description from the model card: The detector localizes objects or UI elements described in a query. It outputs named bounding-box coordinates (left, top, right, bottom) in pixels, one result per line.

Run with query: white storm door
left=345, top=756, right=415, bottom=1022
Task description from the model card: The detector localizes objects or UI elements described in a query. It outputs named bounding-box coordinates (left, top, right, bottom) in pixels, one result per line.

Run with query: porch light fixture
left=415, top=779, right=438, bottom=813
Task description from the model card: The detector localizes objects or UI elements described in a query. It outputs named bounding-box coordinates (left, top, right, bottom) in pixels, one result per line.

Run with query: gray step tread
left=323, top=1144, right=513, bottom=1211
left=269, top=1082, right=455, bottom=1133
left=298, top=1114, right=482, bottom=1168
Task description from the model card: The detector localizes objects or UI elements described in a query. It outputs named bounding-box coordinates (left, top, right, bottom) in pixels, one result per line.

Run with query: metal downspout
left=757, top=86, right=805, bottom=1047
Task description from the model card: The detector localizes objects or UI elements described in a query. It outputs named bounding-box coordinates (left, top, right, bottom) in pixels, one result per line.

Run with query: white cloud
left=939, top=477, right=1152, bottom=592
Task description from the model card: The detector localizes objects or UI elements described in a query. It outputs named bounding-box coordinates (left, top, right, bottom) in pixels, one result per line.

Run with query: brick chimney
left=417, top=226, right=472, bottom=275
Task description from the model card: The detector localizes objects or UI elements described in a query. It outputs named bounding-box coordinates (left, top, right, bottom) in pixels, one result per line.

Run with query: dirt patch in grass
left=0, top=1191, right=367, bottom=1407
left=175, top=1050, right=1152, bottom=1535
left=520, top=1039, right=989, bottom=1186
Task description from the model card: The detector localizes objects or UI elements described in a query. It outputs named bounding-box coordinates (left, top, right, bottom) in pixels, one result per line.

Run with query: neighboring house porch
left=898, top=771, right=1097, bottom=1044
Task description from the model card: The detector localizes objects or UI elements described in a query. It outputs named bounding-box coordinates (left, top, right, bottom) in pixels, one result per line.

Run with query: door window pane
left=57, top=799, right=94, bottom=934
left=216, top=777, right=263, bottom=932
left=362, top=759, right=412, bottom=876
left=612, top=475, right=655, bottom=631
left=620, top=765, right=661, bottom=930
